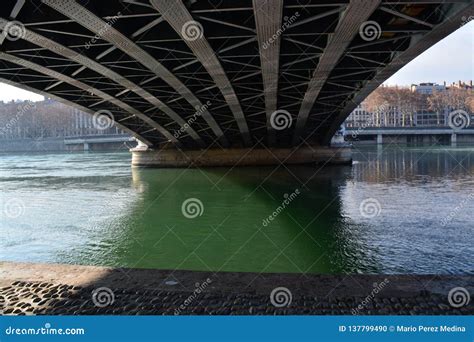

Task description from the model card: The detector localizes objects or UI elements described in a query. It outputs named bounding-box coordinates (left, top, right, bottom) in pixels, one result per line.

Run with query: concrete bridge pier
left=130, top=145, right=352, bottom=168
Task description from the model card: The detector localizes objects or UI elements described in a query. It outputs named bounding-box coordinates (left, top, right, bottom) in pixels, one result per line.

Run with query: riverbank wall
left=0, top=138, right=131, bottom=152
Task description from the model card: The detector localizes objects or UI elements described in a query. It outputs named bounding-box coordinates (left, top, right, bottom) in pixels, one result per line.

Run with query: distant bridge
left=0, top=0, right=472, bottom=166
left=345, top=127, right=474, bottom=145
left=64, top=134, right=134, bottom=151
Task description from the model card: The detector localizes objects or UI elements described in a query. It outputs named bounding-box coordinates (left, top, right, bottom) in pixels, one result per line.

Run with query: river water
left=1, top=146, right=473, bottom=274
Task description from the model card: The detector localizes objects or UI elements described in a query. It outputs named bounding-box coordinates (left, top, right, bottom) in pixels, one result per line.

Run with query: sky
left=0, top=21, right=472, bottom=102
left=384, top=20, right=473, bottom=86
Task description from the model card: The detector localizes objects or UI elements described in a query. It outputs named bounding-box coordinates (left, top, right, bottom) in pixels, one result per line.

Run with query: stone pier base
left=130, top=146, right=352, bottom=168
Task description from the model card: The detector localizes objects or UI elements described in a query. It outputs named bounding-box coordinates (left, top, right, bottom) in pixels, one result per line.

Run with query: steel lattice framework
left=0, top=0, right=472, bottom=149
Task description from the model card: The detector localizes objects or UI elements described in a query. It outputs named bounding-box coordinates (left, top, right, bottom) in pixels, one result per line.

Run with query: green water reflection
left=2, top=146, right=473, bottom=274
left=104, top=165, right=367, bottom=273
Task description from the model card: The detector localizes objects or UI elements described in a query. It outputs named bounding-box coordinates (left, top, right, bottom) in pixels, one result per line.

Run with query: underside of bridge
left=0, top=0, right=472, bottom=166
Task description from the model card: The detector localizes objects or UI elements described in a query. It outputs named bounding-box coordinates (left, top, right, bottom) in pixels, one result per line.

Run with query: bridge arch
left=0, top=0, right=471, bottom=161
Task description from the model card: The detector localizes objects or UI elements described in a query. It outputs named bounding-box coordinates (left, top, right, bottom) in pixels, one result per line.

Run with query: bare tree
left=428, top=88, right=473, bottom=113
left=0, top=100, right=121, bottom=140
left=364, top=86, right=426, bottom=127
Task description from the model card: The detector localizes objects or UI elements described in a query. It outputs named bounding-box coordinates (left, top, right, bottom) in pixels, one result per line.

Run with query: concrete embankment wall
left=350, top=134, right=474, bottom=145
left=0, top=138, right=130, bottom=152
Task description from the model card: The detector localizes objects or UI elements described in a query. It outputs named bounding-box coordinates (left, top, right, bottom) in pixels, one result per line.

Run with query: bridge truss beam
left=292, top=0, right=380, bottom=145
left=323, top=1, right=474, bottom=144
left=0, top=50, right=178, bottom=144
left=253, top=0, right=284, bottom=146
left=0, top=77, right=153, bottom=146
left=43, top=0, right=228, bottom=147
left=150, top=0, right=253, bottom=147
left=0, top=17, right=203, bottom=146
left=0, top=0, right=470, bottom=155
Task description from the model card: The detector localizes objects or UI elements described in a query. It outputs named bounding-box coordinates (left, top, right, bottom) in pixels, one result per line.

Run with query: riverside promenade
left=0, top=262, right=472, bottom=315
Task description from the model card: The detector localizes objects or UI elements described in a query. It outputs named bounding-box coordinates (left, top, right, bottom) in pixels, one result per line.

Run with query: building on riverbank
left=348, top=81, right=473, bottom=128
left=0, top=99, right=124, bottom=139
left=0, top=99, right=131, bottom=152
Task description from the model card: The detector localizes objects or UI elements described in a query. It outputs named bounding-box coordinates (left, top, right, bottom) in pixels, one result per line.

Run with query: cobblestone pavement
left=1, top=280, right=473, bottom=315
left=0, top=262, right=473, bottom=315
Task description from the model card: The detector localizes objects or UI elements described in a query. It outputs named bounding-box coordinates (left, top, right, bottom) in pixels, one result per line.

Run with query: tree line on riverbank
left=0, top=84, right=472, bottom=140
left=363, top=84, right=473, bottom=127
left=0, top=99, right=119, bottom=140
